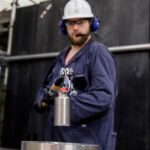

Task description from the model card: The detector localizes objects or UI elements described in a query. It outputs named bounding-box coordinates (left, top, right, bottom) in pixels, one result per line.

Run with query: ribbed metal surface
left=21, top=141, right=99, bottom=150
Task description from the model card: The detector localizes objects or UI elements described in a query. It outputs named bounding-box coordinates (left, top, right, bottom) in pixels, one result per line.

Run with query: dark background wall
left=114, top=52, right=150, bottom=150
left=1, top=0, right=150, bottom=149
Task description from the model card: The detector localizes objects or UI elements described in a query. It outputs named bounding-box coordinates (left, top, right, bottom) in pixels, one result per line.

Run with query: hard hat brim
left=63, top=15, right=94, bottom=20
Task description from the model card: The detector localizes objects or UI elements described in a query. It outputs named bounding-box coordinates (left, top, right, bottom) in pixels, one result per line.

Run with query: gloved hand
left=45, top=90, right=58, bottom=104
left=33, top=90, right=58, bottom=113
left=33, top=99, right=49, bottom=113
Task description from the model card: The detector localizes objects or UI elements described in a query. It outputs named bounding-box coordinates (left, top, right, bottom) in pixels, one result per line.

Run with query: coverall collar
left=59, top=38, right=94, bottom=66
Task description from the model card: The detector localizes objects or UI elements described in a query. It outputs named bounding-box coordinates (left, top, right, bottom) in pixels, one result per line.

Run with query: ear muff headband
left=59, top=17, right=100, bottom=35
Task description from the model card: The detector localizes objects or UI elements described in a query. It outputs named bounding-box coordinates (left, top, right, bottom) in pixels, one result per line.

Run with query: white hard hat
left=62, top=0, right=94, bottom=20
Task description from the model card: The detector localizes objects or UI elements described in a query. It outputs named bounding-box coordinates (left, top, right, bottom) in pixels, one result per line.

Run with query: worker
left=34, top=0, right=118, bottom=150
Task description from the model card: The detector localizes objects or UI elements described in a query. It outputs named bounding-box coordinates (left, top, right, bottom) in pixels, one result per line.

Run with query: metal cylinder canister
left=54, top=92, right=70, bottom=126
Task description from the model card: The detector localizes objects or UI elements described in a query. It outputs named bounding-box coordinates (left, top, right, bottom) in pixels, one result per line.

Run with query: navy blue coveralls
left=36, top=39, right=118, bottom=150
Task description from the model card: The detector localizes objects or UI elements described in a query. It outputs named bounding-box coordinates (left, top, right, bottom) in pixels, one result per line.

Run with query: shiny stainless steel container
left=21, top=141, right=99, bottom=150
left=54, top=92, right=70, bottom=126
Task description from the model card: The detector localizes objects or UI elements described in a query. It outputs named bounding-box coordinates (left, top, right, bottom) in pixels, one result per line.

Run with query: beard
left=68, top=32, right=90, bottom=46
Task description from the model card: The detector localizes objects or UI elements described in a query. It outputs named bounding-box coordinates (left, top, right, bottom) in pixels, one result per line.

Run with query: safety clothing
left=63, top=0, right=94, bottom=20
left=36, top=39, right=118, bottom=150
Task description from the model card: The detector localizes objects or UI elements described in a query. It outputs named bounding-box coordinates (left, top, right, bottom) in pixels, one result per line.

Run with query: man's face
left=65, top=18, right=91, bottom=46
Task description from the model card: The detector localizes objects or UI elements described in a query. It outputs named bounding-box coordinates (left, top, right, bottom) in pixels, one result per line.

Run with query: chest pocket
left=72, top=74, right=88, bottom=92
left=72, top=57, right=91, bottom=92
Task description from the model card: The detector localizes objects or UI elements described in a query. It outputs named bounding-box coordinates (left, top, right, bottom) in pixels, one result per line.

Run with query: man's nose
left=73, top=24, right=80, bottom=30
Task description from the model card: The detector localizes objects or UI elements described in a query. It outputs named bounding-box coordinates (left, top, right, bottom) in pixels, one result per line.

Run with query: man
left=34, top=0, right=118, bottom=150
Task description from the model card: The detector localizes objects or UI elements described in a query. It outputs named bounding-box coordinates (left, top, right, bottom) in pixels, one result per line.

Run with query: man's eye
left=66, top=22, right=74, bottom=26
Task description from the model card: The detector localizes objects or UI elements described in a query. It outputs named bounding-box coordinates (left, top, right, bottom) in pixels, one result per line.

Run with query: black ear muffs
left=59, top=16, right=100, bottom=35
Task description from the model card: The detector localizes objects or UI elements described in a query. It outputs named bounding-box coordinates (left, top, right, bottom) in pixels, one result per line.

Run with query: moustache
left=75, top=33, right=90, bottom=37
